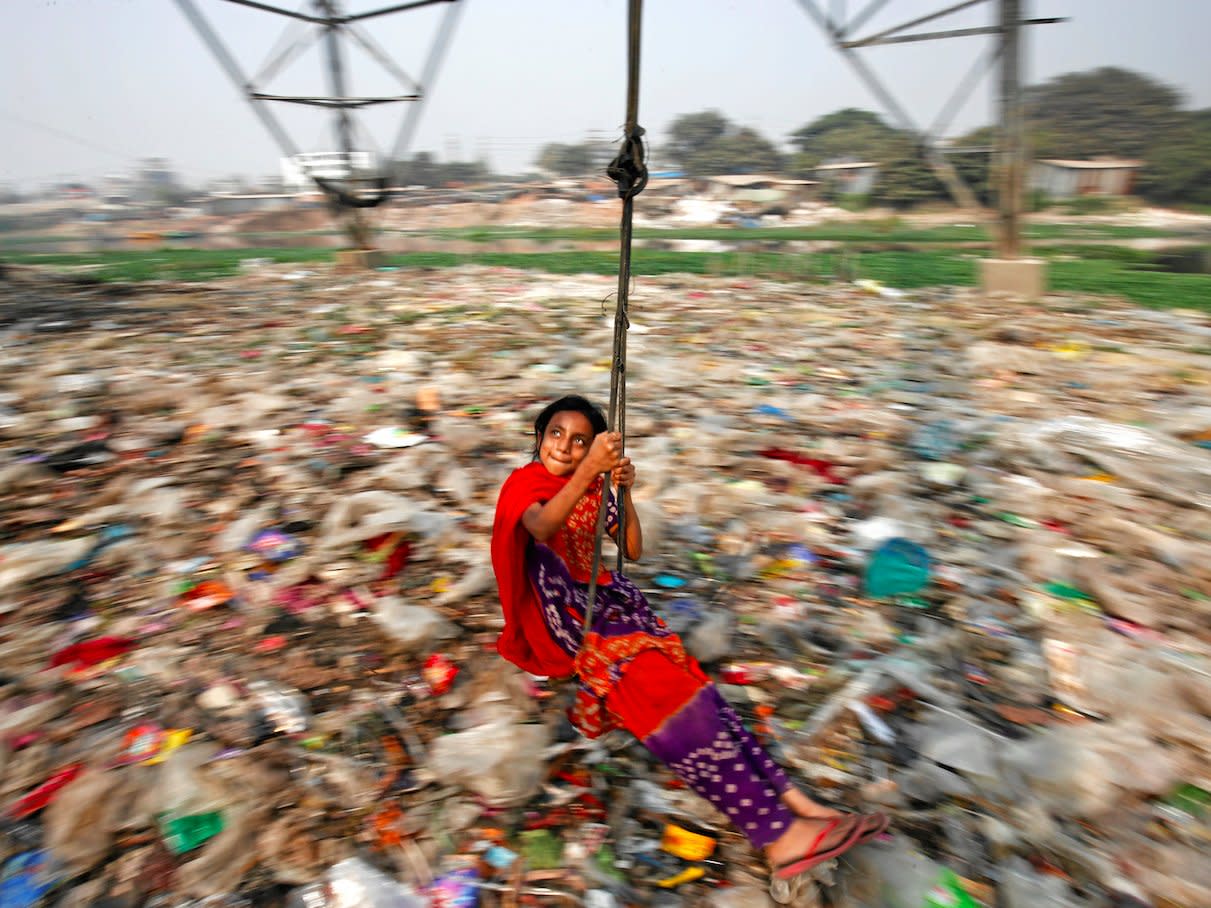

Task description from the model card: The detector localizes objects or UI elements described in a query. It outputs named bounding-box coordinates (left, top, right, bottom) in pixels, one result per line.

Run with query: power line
left=0, top=107, right=133, bottom=164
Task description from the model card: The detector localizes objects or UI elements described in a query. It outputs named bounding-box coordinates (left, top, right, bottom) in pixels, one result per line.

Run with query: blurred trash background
left=1, top=261, right=1210, bottom=907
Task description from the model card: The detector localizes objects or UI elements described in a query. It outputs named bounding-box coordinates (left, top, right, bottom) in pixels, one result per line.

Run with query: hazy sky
left=2, top=0, right=1208, bottom=188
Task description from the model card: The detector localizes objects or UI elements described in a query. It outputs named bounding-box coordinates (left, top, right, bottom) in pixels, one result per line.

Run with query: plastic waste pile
left=1, top=262, right=1210, bottom=907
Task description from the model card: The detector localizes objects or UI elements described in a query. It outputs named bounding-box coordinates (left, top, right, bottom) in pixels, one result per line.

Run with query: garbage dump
left=1, top=261, right=1210, bottom=907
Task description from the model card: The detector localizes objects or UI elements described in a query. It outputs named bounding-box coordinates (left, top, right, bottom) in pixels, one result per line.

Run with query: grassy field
left=2, top=221, right=1198, bottom=252
left=4, top=241, right=1210, bottom=312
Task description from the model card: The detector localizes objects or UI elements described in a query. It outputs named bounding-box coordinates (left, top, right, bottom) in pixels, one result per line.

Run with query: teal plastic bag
left=865, top=538, right=931, bottom=599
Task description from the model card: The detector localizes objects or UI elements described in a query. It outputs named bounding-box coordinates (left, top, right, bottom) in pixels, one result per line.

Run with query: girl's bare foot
left=763, top=815, right=859, bottom=869
left=781, top=787, right=844, bottom=820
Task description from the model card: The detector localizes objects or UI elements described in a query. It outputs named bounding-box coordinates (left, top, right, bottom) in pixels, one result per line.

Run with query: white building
left=281, top=151, right=374, bottom=194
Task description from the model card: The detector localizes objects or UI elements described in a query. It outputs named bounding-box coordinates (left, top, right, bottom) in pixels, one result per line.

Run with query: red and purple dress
left=491, top=461, right=798, bottom=849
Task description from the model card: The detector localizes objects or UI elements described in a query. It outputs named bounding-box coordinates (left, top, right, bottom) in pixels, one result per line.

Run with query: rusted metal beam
left=842, top=17, right=1063, bottom=47
left=927, top=40, right=1003, bottom=141
left=221, top=0, right=326, bottom=23
left=389, top=0, right=465, bottom=161
left=251, top=28, right=321, bottom=86
left=845, top=0, right=894, bottom=36
left=997, top=0, right=1025, bottom=258
left=248, top=92, right=420, bottom=107
left=174, top=0, right=303, bottom=158
left=843, top=0, right=988, bottom=47
left=347, top=23, right=420, bottom=91
left=341, top=0, right=455, bottom=24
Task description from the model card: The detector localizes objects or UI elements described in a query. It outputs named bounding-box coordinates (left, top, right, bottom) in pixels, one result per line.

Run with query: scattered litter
left=2, top=263, right=1209, bottom=906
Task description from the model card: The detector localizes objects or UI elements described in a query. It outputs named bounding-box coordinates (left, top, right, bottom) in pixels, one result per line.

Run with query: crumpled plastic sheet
left=287, top=857, right=425, bottom=908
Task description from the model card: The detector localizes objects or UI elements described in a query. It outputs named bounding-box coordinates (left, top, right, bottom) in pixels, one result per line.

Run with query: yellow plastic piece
left=660, top=823, right=718, bottom=861
left=656, top=866, right=706, bottom=888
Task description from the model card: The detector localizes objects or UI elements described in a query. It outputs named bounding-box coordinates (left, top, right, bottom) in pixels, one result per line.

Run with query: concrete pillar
left=979, top=257, right=1046, bottom=299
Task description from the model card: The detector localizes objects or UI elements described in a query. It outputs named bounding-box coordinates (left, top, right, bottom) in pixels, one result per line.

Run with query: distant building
left=100, top=173, right=135, bottom=205
left=204, top=193, right=299, bottom=216
left=134, top=157, right=182, bottom=204
left=59, top=182, right=94, bottom=200
left=706, top=174, right=819, bottom=207
left=814, top=161, right=880, bottom=196
left=1031, top=158, right=1142, bottom=198
left=281, top=151, right=373, bottom=194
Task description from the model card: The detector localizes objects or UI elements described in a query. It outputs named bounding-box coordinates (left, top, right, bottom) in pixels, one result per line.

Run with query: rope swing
left=582, top=0, right=648, bottom=643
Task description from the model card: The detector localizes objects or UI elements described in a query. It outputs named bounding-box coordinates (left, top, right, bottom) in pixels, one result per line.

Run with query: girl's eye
left=574, top=438, right=587, bottom=447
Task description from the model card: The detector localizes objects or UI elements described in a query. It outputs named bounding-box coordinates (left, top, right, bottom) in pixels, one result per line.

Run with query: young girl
left=491, top=395, right=886, bottom=878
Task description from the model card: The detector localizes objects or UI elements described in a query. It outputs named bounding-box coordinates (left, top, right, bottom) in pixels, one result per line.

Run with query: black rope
left=312, top=174, right=391, bottom=208
left=607, top=125, right=648, bottom=200
left=582, top=0, right=647, bottom=647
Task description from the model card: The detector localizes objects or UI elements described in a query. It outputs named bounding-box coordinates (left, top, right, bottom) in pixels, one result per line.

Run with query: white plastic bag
left=288, top=857, right=426, bottom=908
left=426, top=718, right=548, bottom=807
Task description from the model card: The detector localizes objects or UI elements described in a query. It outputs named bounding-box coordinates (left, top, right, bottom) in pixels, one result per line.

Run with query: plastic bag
left=287, top=857, right=426, bottom=908
left=319, top=492, right=436, bottom=549
left=175, top=805, right=262, bottom=900
left=42, top=768, right=126, bottom=876
left=0, top=850, right=56, bottom=908
left=913, top=710, right=1000, bottom=784
left=864, top=538, right=931, bottom=599
left=844, top=836, right=951, bottom=908
left=685, top=609, right=733, bottom=664
left=371, top=597, right=454, bottom=650
left=1007, top=417, right=1211, bottom=510
left=999, top=857, right=1080, bottom=907
left=248, top=680, right=310, bottom=735
left=426, top=718, right=547, bottom=807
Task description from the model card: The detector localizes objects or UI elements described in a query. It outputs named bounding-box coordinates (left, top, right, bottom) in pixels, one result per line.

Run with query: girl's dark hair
left=532, top=395, right=607, bottom=457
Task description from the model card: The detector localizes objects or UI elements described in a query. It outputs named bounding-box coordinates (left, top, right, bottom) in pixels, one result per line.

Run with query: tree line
left=531, top=66, right=1211, bottom=209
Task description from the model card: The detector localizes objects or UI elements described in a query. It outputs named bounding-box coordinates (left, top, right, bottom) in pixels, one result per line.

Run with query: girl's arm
left=521, top=432, right=622, bottom=542
left=611, top=458, right=643, bottom=561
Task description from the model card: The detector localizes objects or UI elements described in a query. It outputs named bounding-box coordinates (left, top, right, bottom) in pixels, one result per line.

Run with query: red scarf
left=491, top=461, right=577, bottom=677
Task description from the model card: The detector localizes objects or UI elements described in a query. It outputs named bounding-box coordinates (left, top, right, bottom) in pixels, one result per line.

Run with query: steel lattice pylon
left=175, top=0, right=464, bottom=250
left=794, top=0, right=1063, bottom=257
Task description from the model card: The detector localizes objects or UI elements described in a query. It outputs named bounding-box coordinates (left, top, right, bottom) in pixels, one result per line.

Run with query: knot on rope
left=607, top=126, right=649, bottom=200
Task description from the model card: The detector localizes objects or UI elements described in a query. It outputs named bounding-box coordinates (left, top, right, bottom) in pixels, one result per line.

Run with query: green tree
left=788, top=108, right=904, bottom=168
left=536, top=142, right=595, bottom=176
left=1137, top=109, right=1211, bottom=206
left=666, top=110, right=732, bottom=171
left=395, top=152, right=438, bottom=186
left=948, top=125, right=996, bottom=205
left=665, top=111, right=783, bottom=176
left=441, top=160, right=489, bottom=185
left=959, top=67, right=1201, bottom=207
left=683, top=127, right=783, bottom=176
left=1025, top=66, right=1184, bottom=159
left=871, top=138, right=946, bottom=208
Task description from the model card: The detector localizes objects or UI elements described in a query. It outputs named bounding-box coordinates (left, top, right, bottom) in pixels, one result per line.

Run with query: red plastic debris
left=7, top=763, right=84, bottom=819
left=364, top=533, right=412, bottom=581
left=422, top=653, right=459, bottom=696
left=49, top=635, right=135, bottom=670
left=756, top=448, right=846, bottom=484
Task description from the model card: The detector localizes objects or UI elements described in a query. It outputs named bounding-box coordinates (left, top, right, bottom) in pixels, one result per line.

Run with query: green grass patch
left=0, top=233, right=78, bottom=249
left=1045, top=256, right=1211, bottom=309
left=424, top=221, right=1188, bottom=245
left=6, top=245, right=1209, bottom=311
left=2, top=221, right=1192, bottom=255
left=3, top=248, right=334, bottom=282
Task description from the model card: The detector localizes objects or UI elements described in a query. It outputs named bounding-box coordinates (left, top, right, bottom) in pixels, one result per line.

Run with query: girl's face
left=537, top=410, right=595, bottom=477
